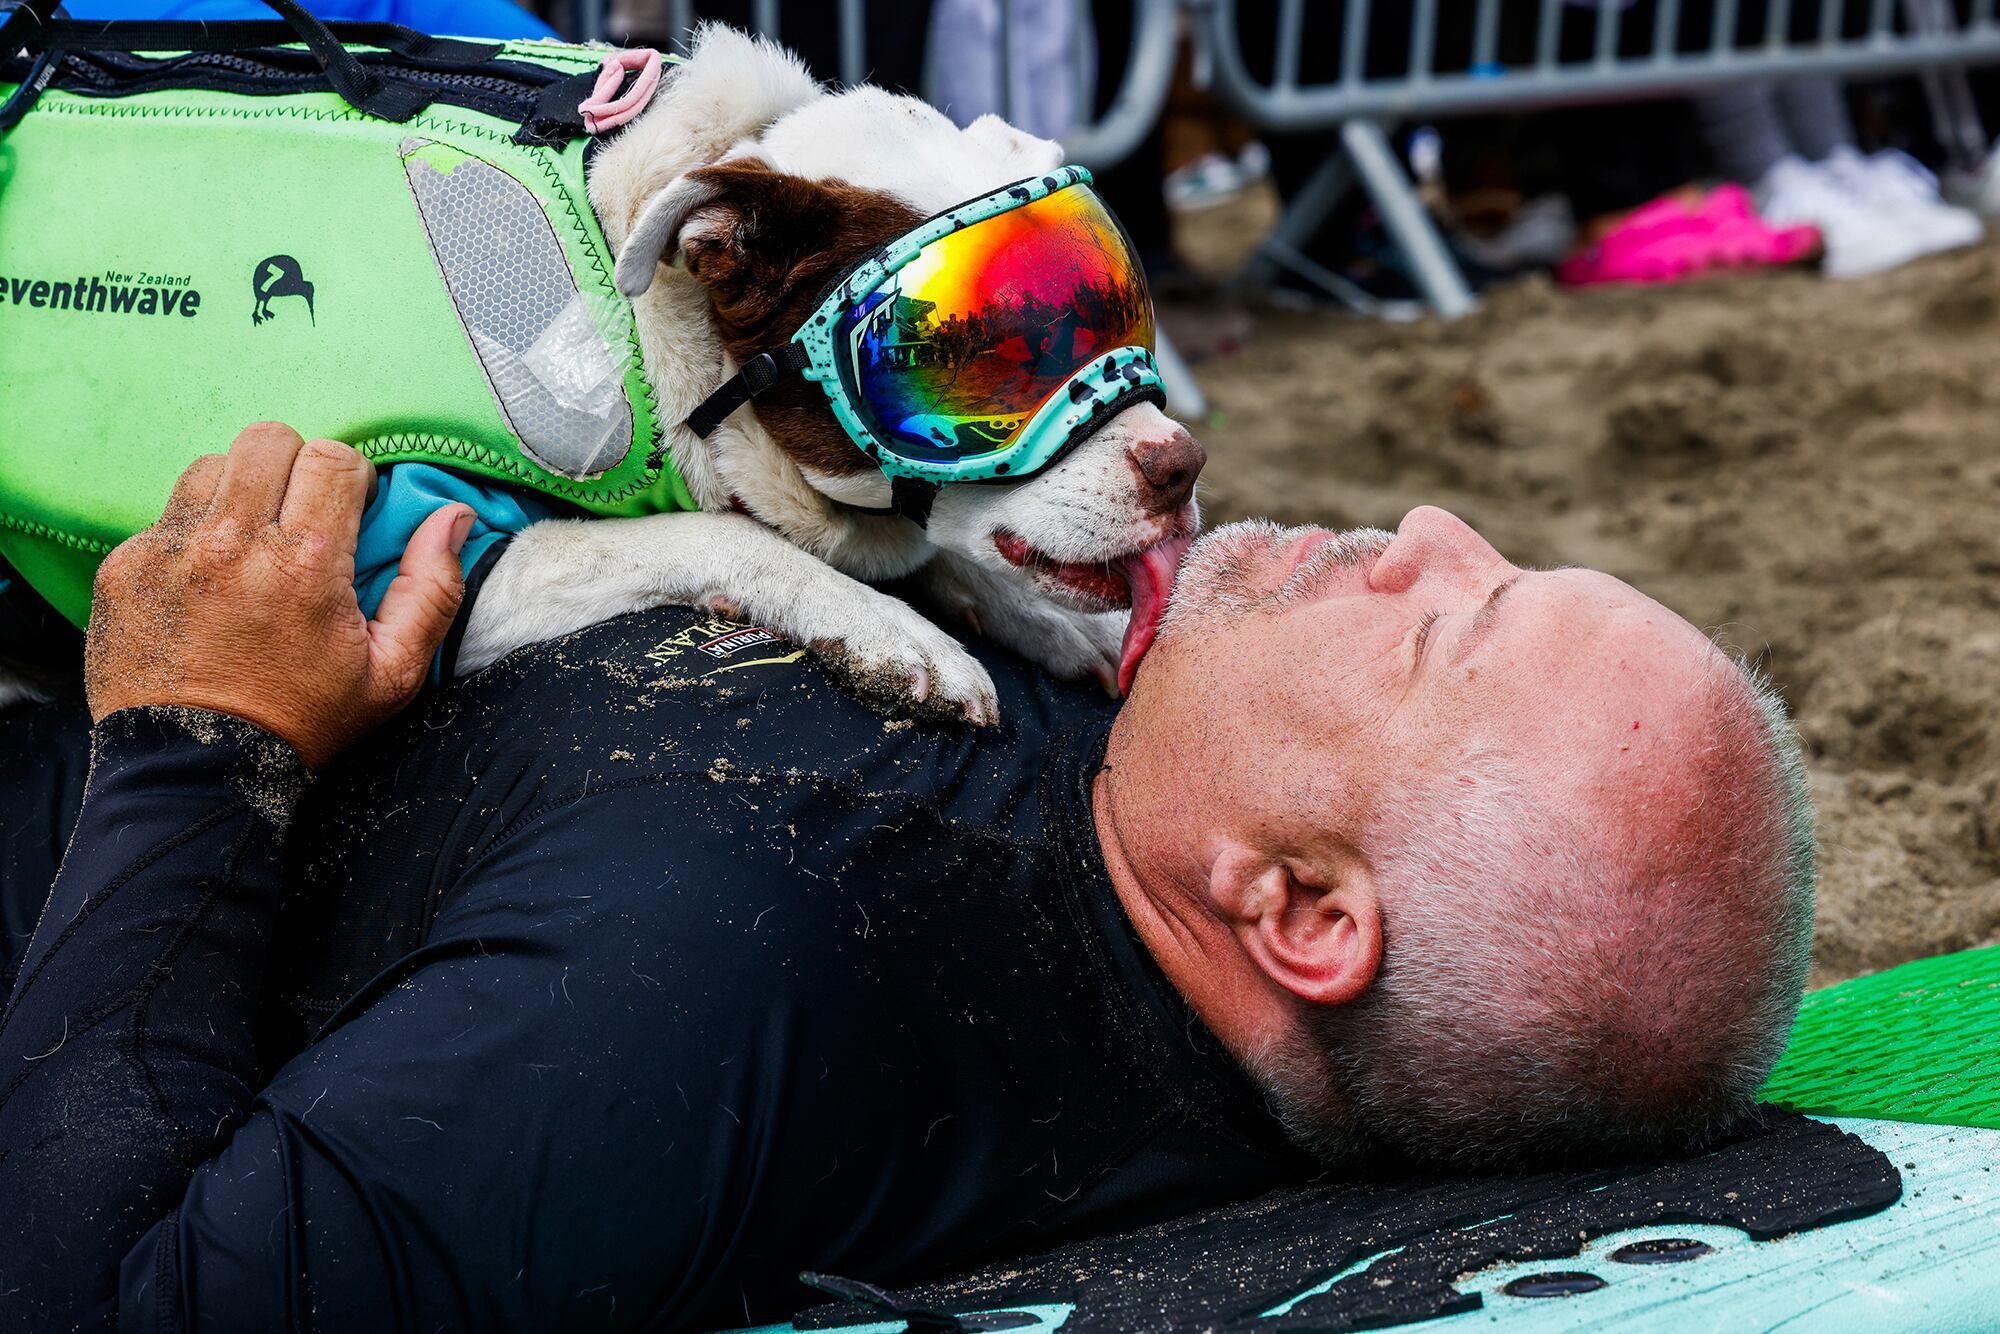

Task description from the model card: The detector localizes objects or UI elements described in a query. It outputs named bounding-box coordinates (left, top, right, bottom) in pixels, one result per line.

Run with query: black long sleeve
left=0, top=706, right=308, bottom=1333
left=0, top=604, right=1309, bottom=1332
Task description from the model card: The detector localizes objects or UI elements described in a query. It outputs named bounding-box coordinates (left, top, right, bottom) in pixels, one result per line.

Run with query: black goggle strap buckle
left=685, top=342, right=941, bottom=529
left=684, top=342, right=813, bottom=440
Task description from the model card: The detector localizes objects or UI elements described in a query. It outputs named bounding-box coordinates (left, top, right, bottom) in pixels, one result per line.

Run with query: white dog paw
left=808, top=607, right=1000, bottom=729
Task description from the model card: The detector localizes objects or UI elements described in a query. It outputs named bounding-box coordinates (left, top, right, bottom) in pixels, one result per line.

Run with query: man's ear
left=1209, top=846, right=1382, bottom=1007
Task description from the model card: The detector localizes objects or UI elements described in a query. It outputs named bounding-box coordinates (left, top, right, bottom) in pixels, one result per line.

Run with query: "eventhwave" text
left=0, top=273, right=204, bottom=317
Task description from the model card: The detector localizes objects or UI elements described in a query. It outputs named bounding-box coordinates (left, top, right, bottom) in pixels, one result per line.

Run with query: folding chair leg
left=1238, top=143, right=1356, bottom=293
left=1340, top=118, right=1476, bottom=320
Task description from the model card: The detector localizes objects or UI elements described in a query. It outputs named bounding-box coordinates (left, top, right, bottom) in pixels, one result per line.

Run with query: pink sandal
left=1557, top=187, right=1822, bottom=287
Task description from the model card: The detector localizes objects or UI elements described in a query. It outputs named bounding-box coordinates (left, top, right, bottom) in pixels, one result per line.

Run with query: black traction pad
left=794, top=1109, right=1899, bottom=1332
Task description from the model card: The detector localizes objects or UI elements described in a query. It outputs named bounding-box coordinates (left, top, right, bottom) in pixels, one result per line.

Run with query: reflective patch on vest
left=401, top=139, right=635, bottom=481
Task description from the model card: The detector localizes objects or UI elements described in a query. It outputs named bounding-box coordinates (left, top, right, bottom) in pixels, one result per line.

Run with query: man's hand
left=85, top=422, right=473, bottom=769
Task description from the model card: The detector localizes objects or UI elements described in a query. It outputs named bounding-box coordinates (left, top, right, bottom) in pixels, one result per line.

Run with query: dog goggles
left=685, top=167, right=1163, bottom=516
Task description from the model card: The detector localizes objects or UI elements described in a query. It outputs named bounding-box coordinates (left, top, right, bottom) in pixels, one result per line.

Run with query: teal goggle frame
left=683, top=166, right=1165, bottom=523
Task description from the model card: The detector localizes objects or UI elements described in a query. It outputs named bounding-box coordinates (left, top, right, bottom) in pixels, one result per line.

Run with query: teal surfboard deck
left=729, top=1116, right=1999, bottom=1333
left=724, top=946, right=2000, bottom=1333
left=1352, top=1117, right=2000, bottom=1332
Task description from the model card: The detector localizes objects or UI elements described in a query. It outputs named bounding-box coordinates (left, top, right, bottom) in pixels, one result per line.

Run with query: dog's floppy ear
left=620, top=159, right=922, bottom=351
left=613, top=167, right=738, bottom=296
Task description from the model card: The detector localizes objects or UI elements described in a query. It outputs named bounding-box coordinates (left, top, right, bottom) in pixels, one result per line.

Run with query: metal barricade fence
left=556, top=0, right=1206, bottom=408
left=1191, top=0, right=2000, bottom=315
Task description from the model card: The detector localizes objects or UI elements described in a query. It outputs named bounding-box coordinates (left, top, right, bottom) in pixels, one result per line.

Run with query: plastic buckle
left=739, top=351, right=783, bottom=395
left=0, top=0, right=63, bottom=135
left=0, top=45, right=57, bottom=134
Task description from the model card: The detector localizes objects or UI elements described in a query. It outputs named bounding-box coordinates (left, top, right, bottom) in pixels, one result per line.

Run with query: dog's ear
left=618, top=159, right=921, bottom=353
left=612, top=164, right=743, bottom=297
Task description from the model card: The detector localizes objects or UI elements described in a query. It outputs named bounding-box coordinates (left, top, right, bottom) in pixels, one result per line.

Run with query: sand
left=1170, top=199, right=1999, bottom=984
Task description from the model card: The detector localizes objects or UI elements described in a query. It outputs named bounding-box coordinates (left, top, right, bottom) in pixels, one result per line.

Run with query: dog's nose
left=1127, top=428, right=1205, bottom=513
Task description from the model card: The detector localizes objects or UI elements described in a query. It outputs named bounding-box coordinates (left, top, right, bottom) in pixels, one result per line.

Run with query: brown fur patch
left=679, top=160, right=923, bottom=477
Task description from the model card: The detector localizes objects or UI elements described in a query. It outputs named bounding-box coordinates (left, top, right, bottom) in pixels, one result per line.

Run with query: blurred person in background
left=1697, top=79, right=1983, bottom=276
left=1229, top=0, right=1822, bottom=294
left=926, top=0, right=1190, bottom=286
left=592, top=1, right=1187, bottom=283
left=1218, top=0, right=2000, bottom=294
left=605, top=0, right=931, bottom=94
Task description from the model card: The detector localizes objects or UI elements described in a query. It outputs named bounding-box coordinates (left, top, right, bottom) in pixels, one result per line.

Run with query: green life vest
left=0, top=25, right=690, bottom=626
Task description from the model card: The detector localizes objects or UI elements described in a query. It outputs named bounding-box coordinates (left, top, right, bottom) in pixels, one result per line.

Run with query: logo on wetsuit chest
left=643, top=616, right=794, bottom=666
left=697, top=626, right=782, bottom=659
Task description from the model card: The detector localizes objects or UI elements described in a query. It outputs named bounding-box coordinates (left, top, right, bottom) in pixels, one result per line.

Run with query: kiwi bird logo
left=251, top=254, right=315, bottom=327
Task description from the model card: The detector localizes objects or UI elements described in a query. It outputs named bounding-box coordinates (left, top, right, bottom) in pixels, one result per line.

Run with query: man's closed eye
left=1409, top=574, right=1524, bottom=681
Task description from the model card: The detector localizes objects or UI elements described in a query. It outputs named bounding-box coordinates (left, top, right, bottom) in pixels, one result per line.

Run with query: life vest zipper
left=25, top=46, right=565, bottom=127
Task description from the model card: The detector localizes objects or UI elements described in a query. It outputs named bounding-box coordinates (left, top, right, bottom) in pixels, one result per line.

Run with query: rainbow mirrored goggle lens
left=684, top=168, right=1164, bottom=514
left=828, top=182, right=1155, bottom=468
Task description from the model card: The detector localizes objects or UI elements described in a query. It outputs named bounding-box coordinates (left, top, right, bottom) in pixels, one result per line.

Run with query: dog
left=451, top=25, right=1205, bottom=725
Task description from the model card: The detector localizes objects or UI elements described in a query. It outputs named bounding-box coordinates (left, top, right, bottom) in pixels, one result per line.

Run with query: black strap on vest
left=4, top=0, right=495, bottom=123
left=685, top=343, right=813, bottom=439
left=241, top=0, right=432, bottom=120
left=0, top=0, right=59, bottom=63
left=513, top=67, right=601, bottom=146
left=0, top=0, right=61, bottom=132
left=33, top=15, right=496, bottom=62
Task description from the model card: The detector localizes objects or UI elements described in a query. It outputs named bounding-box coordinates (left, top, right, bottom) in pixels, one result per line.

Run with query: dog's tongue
left=1113, top=535, right=1193, bottom=695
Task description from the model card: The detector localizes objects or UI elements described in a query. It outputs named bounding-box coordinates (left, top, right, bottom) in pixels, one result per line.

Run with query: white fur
left=928, top=401, right=1201, bottom=585
left=458, top=512, right=997, bottom=723
left=467, top=26, right=1201, bottom=722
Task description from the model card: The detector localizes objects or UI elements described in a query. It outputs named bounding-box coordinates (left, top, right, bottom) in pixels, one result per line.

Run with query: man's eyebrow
left=1450, top=574, right=1524, bottom=665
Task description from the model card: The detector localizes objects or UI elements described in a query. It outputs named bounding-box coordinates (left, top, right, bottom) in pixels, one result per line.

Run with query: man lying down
left=0, top=427, right=1814, bottom=1332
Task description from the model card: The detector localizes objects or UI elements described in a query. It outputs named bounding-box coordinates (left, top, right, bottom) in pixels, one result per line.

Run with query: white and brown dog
left=454, top=26, right=1203, bottom=724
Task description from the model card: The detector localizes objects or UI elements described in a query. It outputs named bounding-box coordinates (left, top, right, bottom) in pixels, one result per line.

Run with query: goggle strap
left=685, top=342, right=813, bottom=440
left=890, top=476, right=939, bottom=528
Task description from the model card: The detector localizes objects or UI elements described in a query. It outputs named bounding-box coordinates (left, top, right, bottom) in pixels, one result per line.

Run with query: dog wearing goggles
left=457, top=25, right=1204, bottom=722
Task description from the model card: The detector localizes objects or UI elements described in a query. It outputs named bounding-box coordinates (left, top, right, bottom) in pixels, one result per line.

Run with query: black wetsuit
left=0, top=603, right=1313, bottom=1333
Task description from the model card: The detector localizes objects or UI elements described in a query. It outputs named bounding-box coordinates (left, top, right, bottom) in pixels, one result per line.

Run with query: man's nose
left=1125, top=428, right=1205, bottom=514
left=1369, top=505, right=1505, bottom=592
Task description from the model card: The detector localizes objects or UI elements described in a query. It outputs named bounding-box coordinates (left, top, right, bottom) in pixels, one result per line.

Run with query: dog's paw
left=808, top=605, right=999, bottom=729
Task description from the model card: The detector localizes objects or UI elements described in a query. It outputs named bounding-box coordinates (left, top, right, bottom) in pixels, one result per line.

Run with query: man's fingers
left=366, top=504, right=473, bottom=702
left=158, top=454, right=226, bottom=528
left=212, top=421, right=305, bottom=526
left=278, top=438, right=375, bottom=550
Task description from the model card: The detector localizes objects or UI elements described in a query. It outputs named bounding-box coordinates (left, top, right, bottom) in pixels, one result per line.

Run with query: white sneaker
left=1823, top=146, right=1986, bottom=253
left=1755, top=155, right=1919, bottom=278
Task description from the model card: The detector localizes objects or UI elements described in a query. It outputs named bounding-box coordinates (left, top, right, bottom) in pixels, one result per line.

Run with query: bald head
left=1312, top=667, right=1816, bottom=1164
left=1096, top=509, right=1818, bottom=1167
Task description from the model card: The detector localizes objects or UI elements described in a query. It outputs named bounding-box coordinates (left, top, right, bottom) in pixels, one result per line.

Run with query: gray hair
left=1271, top=665, right=1816, bottom=1167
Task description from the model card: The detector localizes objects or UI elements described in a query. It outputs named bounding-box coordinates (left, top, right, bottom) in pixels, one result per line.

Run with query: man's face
left=1139, top=506, right=1730, bottom=843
